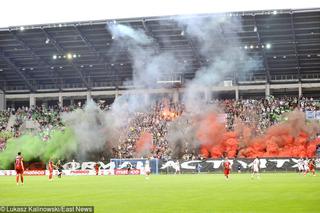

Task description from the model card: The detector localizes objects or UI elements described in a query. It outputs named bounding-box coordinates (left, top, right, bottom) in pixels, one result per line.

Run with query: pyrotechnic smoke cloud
left=166, top=14, right=261, bottom=157
left=176, top=15, right=260, bottom=112
left=0, top=129, right=76, bottom=169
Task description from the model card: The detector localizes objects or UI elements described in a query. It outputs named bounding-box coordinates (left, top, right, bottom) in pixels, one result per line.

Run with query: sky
left=0, top=0, right=319, bottom=28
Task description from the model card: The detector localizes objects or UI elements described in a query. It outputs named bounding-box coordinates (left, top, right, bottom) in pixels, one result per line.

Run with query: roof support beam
left=41, top=28, right=90, bottom=89
left=253, top=15, right=270, bottom=83
left=11, top=31, right=61, bottom=89
left=74, top=26, right=106, bottom=63
left=74, top=26, right=116, bottom=87
left=0, top=49, right=35, bottom=91
left=290, top=13, right=301, bottom=82
left=142, top=20, right=161, bottom=51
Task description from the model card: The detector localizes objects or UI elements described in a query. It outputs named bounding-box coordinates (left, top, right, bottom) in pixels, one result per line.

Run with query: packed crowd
left=0, top=110, right=11, bottom=150
left=112, top=96, right=320, bottom=159
left=114, top=100, right=184, bottom=159
left=0, top=96, right=319, bottom=157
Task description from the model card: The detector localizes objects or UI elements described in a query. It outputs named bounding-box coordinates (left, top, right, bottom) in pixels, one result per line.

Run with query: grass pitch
left=0, top=173, right=319, bottom=213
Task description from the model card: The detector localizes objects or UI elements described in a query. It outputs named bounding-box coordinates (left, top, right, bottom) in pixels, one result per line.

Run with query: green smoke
left=0, top=128, right=76, bottom=169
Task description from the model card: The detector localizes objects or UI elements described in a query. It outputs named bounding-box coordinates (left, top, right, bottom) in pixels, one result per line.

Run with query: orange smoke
left=197, top=110, right=318, bottom=158
left=136, top=131, right=153, bottom=155
left=196, top=113, right=238, bottom=158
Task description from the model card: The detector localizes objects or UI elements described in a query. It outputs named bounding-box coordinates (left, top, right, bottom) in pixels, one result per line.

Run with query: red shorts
left=224, top=169, right=230, bottom=175
left=15, top=168, right=24, bottom=174
left=309, top=166, right=314, bottom=171
left=49, top=169, right=53, bottom=174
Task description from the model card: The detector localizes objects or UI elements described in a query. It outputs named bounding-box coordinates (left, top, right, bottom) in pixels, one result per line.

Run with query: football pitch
left=0, top=173, right=319, bottom=213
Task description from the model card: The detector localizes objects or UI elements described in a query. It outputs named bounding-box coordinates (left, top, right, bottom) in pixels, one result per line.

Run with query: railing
left=238, top=75, right=267, bottom=83
left=270, top=74, right=299, bottom=81
left=301, top=73, right=320, bottom=80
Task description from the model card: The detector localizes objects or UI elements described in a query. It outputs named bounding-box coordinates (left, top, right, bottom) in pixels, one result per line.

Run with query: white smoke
left=176, top=15, right=261, bottom=112
left=165, top=15, right=262, bottom=157
left=62, top=15, right=261, bottom=160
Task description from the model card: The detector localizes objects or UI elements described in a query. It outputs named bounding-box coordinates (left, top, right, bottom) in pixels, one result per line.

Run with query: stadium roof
left=0, top=8, right=320, bottom=92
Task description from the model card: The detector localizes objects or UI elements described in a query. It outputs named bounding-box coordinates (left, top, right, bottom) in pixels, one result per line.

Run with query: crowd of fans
left=0, top=110, right=11, bottom=150
left=114, top=100, right=184, bottom=159
left=0, top=96, right=319, bottom=157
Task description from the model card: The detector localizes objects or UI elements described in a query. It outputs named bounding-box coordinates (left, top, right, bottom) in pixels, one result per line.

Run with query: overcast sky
left=0, top=0, right=319, bottom=28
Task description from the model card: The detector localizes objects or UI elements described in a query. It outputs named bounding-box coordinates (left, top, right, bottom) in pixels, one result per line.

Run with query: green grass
left=0, top=173, right=319, bottom=213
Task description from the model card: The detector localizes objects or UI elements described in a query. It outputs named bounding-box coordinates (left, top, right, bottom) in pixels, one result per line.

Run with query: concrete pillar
left=70, top=98, right=74, bottom=106
left=58, top=93, right=63, bottom=107
left=173, top=89, right=179, bottom=103
left=265, top=84, right=270, bottom=97
left=298, top=83, right=302, bottom=97
left=115, top=89, right=119, bottom=99
left=86, top=91, right=92, bottom=102
left=0, top=91, right=5, bottom=110
left=204, top=89, right=210, bottom=102
left=29, top=94, right=36, bottom=108
left=235, top=87, right=239, bottom=100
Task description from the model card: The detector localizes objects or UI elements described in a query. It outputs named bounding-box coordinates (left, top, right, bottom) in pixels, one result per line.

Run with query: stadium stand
left=0, top=96, right=319, bottom=158
left=0, top=8, right=320, bottom=159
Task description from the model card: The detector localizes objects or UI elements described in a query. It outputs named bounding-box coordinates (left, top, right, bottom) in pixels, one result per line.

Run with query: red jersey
left=309, top=161, right=315, bottom=170
left=15, top=156, right=23, bottom=170
left=224, top=161, right=231, bottom=170
left=49, top=162, right=54, bottom=171
left=95, top=164, right=99, bottom=171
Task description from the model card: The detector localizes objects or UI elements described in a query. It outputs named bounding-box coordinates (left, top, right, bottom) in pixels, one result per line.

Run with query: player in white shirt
left=71, top=159, right=76, bottom=171
left=175, top=160, right=181, bottom=175
left=251, top=157, right=260, bottom=179
left=297, top=157, right=304, bottom=174
left=144, top=159, right=151, bottom=180
left=303, top=158, right=309, bottom=173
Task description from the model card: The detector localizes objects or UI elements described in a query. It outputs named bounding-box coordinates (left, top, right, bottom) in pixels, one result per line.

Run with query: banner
left=0, top=170, right=111, bottom=176
left=24, top=170, right=45, bottom=176
left=0, top=170, right=45, bottom=176
left=110, top=158, right=159, bottom=175
left=306, top=111, right=315, bottom=120
left=114, top=169, right=140, bottom=175
left=305, top=111, right=320, bottom=120
left=159, top=158, right=320, bottom=173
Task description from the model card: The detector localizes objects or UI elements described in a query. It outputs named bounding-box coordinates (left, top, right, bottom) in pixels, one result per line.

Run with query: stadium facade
left=0, top=8, right=320, bottom=110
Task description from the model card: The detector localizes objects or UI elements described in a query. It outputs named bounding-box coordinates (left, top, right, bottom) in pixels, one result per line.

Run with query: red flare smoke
left=197, top=111, right=318, bottom=158
left=136, top=131, right=153, bottom=155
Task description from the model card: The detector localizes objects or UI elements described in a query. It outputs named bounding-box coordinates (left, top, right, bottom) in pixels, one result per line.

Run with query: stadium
left=0, top=1, right=320, bottom=212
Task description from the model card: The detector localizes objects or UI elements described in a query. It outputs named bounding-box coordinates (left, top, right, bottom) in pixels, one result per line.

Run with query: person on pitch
left=144, top=159, right=151, bottom=179
left=223, top=157, right=231, bottom=180
left=56, top=160, right=63, bottom=178
left=48, top=160, right=54, bottom=181
left=251, top=156, right=261, bottom=179
left=95, top=162, right=100, bottom=176
left=15, top=152, right=24, bottom=186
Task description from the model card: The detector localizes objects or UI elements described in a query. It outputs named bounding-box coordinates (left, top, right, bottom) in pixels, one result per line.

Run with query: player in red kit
left=48, top=160, right=54, bottom=181
left=223, top=157, right=231, bottom=180
left=95, top=162, right=100, bottom=176
left=308, top=158, right=316, bottom=176
left=15, top=152, right=24, bottom=186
